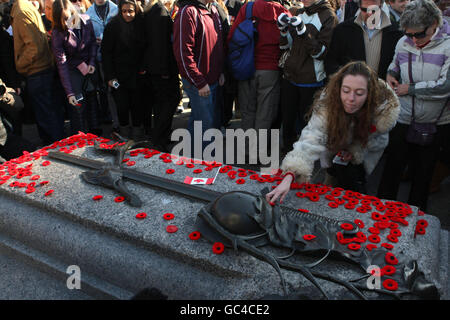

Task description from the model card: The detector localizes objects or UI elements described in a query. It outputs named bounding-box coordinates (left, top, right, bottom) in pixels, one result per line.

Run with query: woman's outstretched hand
left=266, top=174, right=293, bottom=204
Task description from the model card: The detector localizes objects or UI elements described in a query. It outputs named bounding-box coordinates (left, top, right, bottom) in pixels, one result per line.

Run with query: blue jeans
left=26, top=68, right=65, bottom=145
left=181, top=79, right=221, bottom=156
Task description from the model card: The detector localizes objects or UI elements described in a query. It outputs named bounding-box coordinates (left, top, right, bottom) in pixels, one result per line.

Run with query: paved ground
left=19, top=98, right=450, bottom=231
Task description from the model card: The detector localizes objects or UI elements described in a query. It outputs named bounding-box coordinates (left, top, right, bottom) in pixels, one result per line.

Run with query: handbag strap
left=408, top=51, right=448, bottom=123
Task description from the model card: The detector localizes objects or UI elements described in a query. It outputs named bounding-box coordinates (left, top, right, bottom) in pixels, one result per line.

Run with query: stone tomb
left=0, top=133, right=448, bottom=299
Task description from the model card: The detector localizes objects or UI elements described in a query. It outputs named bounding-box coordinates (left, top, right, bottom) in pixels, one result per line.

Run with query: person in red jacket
left=227, top=0, right=289, bottom=162
left=173, top=0, right=225, bottom=157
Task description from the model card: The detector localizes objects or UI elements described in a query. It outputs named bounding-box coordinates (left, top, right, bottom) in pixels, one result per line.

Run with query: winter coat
left=0, top=78, right=23, bottom=146
left=10, top=0, right=54, bottom=77
left=0, top=29, right=21, bottom=88
left=173, top=0, right=224, bottom=89
left=280, top=80, right=400, bottom=180
left=387, top=20, right=450, bottom=125
left=325, top=13, right=403, bottom=80
left=228, top=0, right=289, bottom=71
left=85, top=1, right=119, bottom=61
left=143, top=1, right=179, bottom=76
left=51, top=14, right=98, bottom=97
left=280, top=0, right=337, bottom=84
left=101, top=13, right=145, bottom=88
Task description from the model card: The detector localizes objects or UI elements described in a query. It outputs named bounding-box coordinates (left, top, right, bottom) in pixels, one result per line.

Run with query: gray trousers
left=237, top=70, right=280, bottom=131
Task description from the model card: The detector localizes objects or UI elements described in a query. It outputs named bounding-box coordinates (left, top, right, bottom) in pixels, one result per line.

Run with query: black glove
left=289, top=16, right=306, bottom=36
left=277, top=13, right=290, bottom=32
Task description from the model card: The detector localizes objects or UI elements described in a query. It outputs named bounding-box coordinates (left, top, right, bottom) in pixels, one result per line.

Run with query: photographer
left=0, top=78, right=36, bottom=161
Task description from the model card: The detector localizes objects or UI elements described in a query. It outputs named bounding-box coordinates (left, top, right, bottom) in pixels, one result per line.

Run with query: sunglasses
left=69, top=0, right=82, bottom=3
left=359, top=6, right=379, bottom=12
left=404, top=27, right=429, bottom=39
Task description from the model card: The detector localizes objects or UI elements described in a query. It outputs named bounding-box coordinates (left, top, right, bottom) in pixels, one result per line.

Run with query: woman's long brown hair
left=310, top=61, right=386, bottom=154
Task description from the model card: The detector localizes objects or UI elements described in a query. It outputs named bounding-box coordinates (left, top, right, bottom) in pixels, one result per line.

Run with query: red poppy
left=166, top=169, right=175, bottom=174
left=126, top=161, right=136, bottom=166
left=368, top=234, right=381, bottom=243
left=381, top=243, right=394, bottom=250
left=163, top=213, right=175, bottom=220
left=122, top=158, right=130, bottom=163
left=166, top=225, right=178, bottom=233
left=308, top=194, right=320, bottom=202
left=41, top=161, right=51, bottom=166
left=298, top=209, right=309, bottom=213
left=212, top=242, right=224, bottom=254
left=417, top=219, right=428, bottom=228
left=189, top=231, right=201, bottom=240
left=382, top=279, right=398, bottom=291
left=374, top=221, right=389, bottom=230
left=114, top=196, right=125, bottom=203
left=328, top=202, right=339, bottom=208
left=366, top=244, right=377, bottom=251
left=371, top=212, right=382, bottom=221
left=236, top=179, right=246, bottom=184
left=25, top=187, right=35, bottom=194
left=296, top=192, right=305, bottom=198
left=348, top=243, right=361, bottom=251
left=193, top=169, right=202, bottom=174
left=344, top=203, right=355, bottom=210
left=303, top=234, right=316, bottom=241
left=44, top=190, right=54, bottom=196
left=390, top=229, right=402, bottom=237
left=30, top=175, right=40, bottom=181
left=382, top=265, right=396, bottom=276
left=418, top=210, right=425, bottom=216
left=354, top=219, right=365, bottom=229
left=340, top=223, right=354, bottom=231
left=39, top=181, right=49, bottom=186
left=385, top=252, right=398, bottom=265
left=356, top=207, right=368, bottom=213
left=136, top=212, right=147, bottom=219
left=389, top=222, right=399, bottom=229
left=269, top=201, right=275, bottom=207
left=415, top=226, right=426, bottom=235
left=92, top=195, right=103, bottom=201
left=249, top=174, right=259, bottom=180
left=387, top=234, right=398, bottom=243
left=355, top=232, right=367, bottom=242
left=238, top=172, right=247, bottom=177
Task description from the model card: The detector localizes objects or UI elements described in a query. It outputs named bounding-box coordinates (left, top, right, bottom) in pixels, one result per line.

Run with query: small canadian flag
left=184, top=176, right=215, bottom=185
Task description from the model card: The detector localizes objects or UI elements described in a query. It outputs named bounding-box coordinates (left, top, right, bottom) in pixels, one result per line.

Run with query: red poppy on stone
left=415, top=226, right=426, bottom=235
left=126, top=161, right=136, bottom=166
left=166, top=169, right=175, bottom=174
left=212, top=242, right=225, bottom=254
left=163, top=213, right=175, bottom=220
left=122, top=158, right=130, bottom=163
left=92, top=195, right=103, bottom=201
left=238, top=172, right=247, bottom=177
left=296, top=192, right=305, bottom=198
left=41, top=160, right=51, bottom=166
left=308, top=194, right=320, bottom=202
left=354, top=219, right=365, bottom=229
left=418, top=210, right=425, bottom=216
left=371, top=212, right=382, bottom=221
left=366, top=244, right=377, bottom=251
left=328, top=202, right=339, bottom=208
left=340, top=223, right=354, bottom=231
left=385, top=252, right=399, bottom=265
left=30, top=175, right=40, bottom=181
left=25, top=187, right=36, bottom=194
left=236, top=179, right=246, bottom=184
left=417, top=219, right=428, bottom=228
left=44, top=190, right=54, bottom=196
left=356, top=207, right=368, bottom=213
left=387, top=234, right=398, bottom=243
left=381, top=243, right=394, bottom=250
left=381, top=265, right=396, bottom=276
left=166, top=225, right=178, bottom=233
left=249, top=174, right=259, bottom=180
left=188, top=231, right=201, bottom=241
left=348, top=243, right=361, bottom=251
left=356, top=232, right=367, bottom=242
left=163, top=159, right=172, bottom=163
left=390, top=229, right=402, bottom=237
left=374, top=221, right=389, bottom=230
left=185, top=163, right=195, bottom=168
left=344, top=203, right=355, bottom=210
left=114, top=196, right=125, bottom=203
left=382, top=279, right=398, bottom=291
left=303, top=234, right=316, bottom=241
left=368, top=234, right=381, bottom=243
left=298, top=209, right=309, bottom=213
left=136, top=212, right=147, bottom=219
left=193, top=169, right=202, bottom=174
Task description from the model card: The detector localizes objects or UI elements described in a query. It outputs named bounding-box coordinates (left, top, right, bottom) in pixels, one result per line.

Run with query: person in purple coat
left=51, top=0, right=102, bottom=135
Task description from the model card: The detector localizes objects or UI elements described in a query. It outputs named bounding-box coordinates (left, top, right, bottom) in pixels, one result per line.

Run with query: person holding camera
left=277, top=0, right=337, bottom=154
left=266, top=61, right=400, bottom=204
left=0, top=78, right=36, bottom=161
left=377, top=0, right=450, bottom=211
left=101, top=0, right=145, bottom=140
left=51, top=0, right=102, bottom=135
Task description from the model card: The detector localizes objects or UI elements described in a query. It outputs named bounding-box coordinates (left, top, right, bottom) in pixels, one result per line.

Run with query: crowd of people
left=0, top=0, right=449, bottom=211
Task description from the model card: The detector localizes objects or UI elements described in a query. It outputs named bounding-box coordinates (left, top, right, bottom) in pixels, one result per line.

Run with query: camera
left=112, top=80, right=120, bottom=89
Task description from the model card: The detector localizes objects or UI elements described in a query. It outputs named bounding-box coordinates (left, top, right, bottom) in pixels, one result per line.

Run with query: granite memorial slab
left=0, top=133, right=448, bottom=300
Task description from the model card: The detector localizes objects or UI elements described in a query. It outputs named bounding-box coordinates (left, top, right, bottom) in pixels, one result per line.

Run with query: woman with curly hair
left=266, top=61, right=400, bottom=204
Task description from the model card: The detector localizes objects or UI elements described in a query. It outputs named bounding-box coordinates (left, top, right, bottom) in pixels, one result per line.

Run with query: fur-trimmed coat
left=280, top=80, right=400, bottom=180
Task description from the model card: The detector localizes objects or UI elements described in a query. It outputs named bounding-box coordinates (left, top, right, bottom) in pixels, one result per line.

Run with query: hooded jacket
left=280, top=80, right=400, bottom=180
left=280, top=0, right=337, bottom=84
left=227, top=0, right=289, bottom=71
left=173, top=0, right=224, bottom=89
left=387, top=20, right=450, bottom=125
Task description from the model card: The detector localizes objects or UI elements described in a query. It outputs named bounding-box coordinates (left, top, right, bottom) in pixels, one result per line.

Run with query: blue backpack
left=227, top=2, right=257, bottom=81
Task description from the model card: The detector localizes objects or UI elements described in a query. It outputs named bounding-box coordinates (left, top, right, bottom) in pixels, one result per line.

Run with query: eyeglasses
left=404, top=27, right=429, bottom=39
